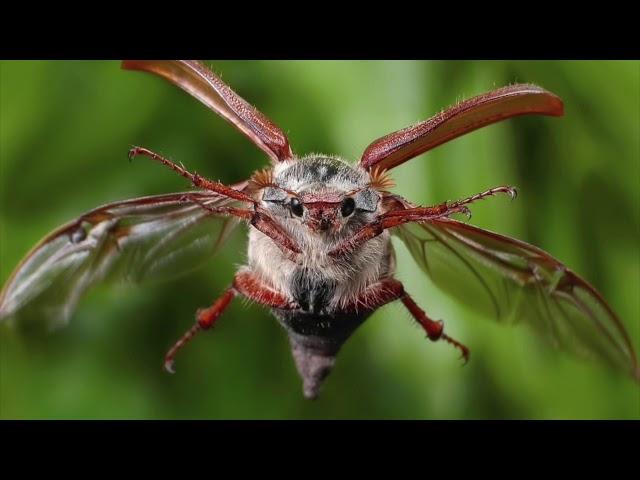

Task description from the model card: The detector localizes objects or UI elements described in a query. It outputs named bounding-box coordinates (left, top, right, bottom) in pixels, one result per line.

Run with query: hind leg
left=400, top=293, right=470, bottom=363
left=163, top=287, right=237, bottom=373
left=343, top=278, right=470, bottom=362
left=164, top=270, right=298, bottom=374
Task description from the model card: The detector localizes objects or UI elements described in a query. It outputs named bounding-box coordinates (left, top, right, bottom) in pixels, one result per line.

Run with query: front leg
left=180, top=195, right=302, bottom=262
left=329, top=185, right=516, bottom=258
left=129, top=146, right=255, bottom=203
left=329, top=202, right=469, bottom=259
left=250, top=210, right=302, bottom=261
left=129, top=147, right=302, bottom=260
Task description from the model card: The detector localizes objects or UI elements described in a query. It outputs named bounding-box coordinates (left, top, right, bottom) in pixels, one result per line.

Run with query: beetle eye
left=341, top=197, right=356, bottom=217
left=290, top=197, right=304, bottom=217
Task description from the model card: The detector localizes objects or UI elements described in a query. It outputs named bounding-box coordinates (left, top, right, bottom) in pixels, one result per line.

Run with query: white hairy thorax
left=246, top=155, right=396, bottom=311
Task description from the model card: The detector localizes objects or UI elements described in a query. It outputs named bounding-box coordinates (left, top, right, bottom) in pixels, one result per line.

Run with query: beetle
left=0, top=60, right=637, bottom=399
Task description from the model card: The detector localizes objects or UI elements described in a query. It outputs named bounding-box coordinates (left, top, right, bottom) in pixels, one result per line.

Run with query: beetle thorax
left=247, top=155, right=395, bottom=312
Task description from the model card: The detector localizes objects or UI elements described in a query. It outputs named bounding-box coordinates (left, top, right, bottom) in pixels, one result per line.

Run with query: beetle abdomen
left=273, top=309, right=372, bottom=341
left=271, top=308, right=373, bottom=399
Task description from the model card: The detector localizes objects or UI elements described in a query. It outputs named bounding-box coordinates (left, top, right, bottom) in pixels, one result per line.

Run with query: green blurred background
left=1, top=60, right=638, bottom=419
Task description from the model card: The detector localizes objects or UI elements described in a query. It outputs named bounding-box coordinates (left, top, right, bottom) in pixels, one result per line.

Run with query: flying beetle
left=1, top=61, right=637, bottom=399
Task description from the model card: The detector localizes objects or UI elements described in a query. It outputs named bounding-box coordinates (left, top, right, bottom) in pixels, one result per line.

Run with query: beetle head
left=260, top=156, right=381, bottom=238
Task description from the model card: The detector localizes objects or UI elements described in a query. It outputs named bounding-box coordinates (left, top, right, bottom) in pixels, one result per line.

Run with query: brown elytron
left=1, top=61, right=637, bottom=399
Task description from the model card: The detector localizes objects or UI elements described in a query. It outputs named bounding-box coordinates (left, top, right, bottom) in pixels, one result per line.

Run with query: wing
left=0, top=188, right=246, bottom=331
left=394, top=219, right=639, bottom=381
left=122, top=60, right=293, bottom=163
left=360, top=84, right=563, bottom=171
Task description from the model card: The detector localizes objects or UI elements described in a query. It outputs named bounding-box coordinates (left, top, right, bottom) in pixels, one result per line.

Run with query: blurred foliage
left=0, top=60, right=638, bottom=419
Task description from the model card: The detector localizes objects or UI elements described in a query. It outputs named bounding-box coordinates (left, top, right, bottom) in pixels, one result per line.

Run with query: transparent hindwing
left=394, top=218, right=639, bottom=380
left=0, top=188, right=245, bottom=330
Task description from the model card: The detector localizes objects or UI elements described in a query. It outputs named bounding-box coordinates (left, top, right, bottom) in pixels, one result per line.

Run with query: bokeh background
left=1, top=60, right=638, bottom=419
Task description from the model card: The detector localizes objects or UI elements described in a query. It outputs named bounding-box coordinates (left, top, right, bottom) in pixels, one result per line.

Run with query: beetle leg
left=180, top=193, right=302, bottom=260
left=340, top=278, right=469, bottom=362
left=164, top=287, right=236, bottom=374
left=233, top=270, right=299, bottom=309
left=447, top=185, right=517, bottom=210
left=250, top=210, right=303, bottom=260
left=164, top=269, right=302, bottom=374
left=129, top=147, right=303, bottom=261
left=129, top=146, right=255, bottom=203
left=401, top=293, right=470, bottom=363
left=341, top=277, right=405, bottom=312
left=329, top=185, right=517, bottom=259
left=329, top=202, right=469, bottom=258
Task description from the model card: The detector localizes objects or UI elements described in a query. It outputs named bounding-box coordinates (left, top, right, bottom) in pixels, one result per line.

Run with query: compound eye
left=341, top=197, right=356, bottom=217
left=290, top=197, right=304, bottom=217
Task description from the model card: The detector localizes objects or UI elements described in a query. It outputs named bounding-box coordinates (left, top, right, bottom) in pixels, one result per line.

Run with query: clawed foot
left=164, top=358, right=176, bottom=374
left=442, top=333, right=470, bottom=364
left=451, top=185, right=518, bottom=212
left=504, top=186, right=518, bottom=200
left=128, top=146, right=141, bottom=162
left=162, top=322, right=203, bottom=375
left=446, top=186, right=518, bottom=222
left=450, top=204, right=472, bottom=221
